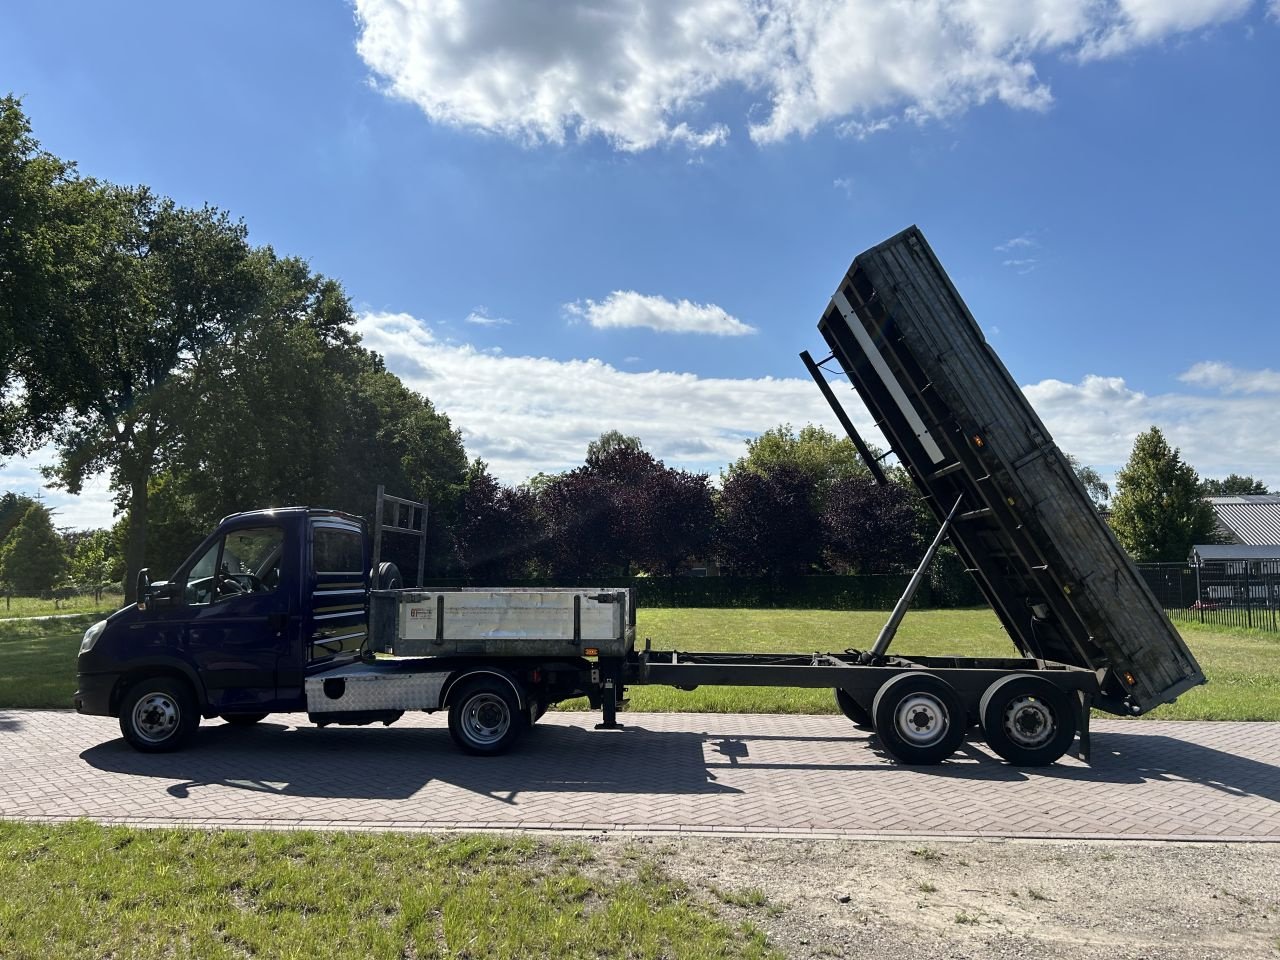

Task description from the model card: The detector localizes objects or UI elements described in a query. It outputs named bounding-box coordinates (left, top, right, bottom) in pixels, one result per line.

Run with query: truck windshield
left=185, top=526, right=285, bottom=604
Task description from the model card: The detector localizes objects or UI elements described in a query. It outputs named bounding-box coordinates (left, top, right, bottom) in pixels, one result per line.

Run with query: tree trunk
left=122, top=475, right=149, bottom=604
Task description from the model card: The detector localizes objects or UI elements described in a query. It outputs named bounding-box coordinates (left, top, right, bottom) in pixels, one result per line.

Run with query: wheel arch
left=110, top=659, right=207, bottom=717
left=440, top=668, right=526, bottom=711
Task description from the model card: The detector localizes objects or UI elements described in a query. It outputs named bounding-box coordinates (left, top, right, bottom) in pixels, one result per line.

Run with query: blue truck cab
left=75, top=507, right=373, bottom=752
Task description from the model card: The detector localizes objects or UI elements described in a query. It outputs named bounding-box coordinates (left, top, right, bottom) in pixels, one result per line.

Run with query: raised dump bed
left=815, top=226, right=1204, bottom=716
left=370, top=587, right=635, bottom=658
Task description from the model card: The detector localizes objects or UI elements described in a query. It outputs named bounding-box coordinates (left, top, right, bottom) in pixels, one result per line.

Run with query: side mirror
left=135, top=568, right=152, bottom=610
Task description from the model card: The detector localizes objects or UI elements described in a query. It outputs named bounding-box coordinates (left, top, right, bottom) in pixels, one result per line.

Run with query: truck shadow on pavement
left=0, top=711, right=24, bottom=733
left=76, top=720, right=1280, bottom=813
left=78, top=720, right=746, bottom=805
left=694, top=728, right=1280, bottom=806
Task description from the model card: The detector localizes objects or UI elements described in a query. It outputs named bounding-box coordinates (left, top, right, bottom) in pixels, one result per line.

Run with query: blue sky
left=3, top=0, right=1279, bottom=529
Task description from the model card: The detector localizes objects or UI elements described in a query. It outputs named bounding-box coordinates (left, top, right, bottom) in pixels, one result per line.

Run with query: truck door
left=182, top=521, right=291, bottom=711
left=304, top=518, right=369, bottom=669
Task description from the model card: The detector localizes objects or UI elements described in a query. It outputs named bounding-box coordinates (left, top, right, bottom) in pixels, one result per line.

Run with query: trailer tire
left=119, top=677, right=199, bottom=753
left=979, top=675, right=1076, bottom=766
left=871, top=673, right=966, bottom=765
left=220, top=713, right=269, bottom=726
left=448, top=678, right=524, bottom=756
left=834, top=688, right=873, bottom=730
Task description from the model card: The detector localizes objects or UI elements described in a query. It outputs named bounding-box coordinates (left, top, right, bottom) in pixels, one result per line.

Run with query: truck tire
left=834, top=687, right=872, bottom=729
left=871, top=673, right=966, bottom=765
left=448, top=678, right=525, bottom=756
left=979, top=675, right=1077, bottom=766
left=220, top=713, right=269, bottom=726
left=119, top=677, right=199, bottom=753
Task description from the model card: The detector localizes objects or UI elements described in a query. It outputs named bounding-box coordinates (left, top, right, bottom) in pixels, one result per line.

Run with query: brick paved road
left=3, top=709, right=1279, bottom=840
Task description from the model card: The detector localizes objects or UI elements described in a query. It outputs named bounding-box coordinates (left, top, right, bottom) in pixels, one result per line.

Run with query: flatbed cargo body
left=814, top=226, right=1205, bottom=715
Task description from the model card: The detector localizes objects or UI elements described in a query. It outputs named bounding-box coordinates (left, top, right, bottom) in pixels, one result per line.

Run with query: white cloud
left=0, top=445, right=117, bottom=532
left=1179, top=361, right=1280, bottom=394
left=464, top=307, right=513, bottom=326
left=353, top=0, right=1264, bottom=150
left=1002, top=257, right=1039, bottom=274
left=996, top=235, right=1038, bottom=252
left=353, top=311, right=838, bottom=483
left=1025, top=370, right=1280, bottom=487
left=8, top=322, right=1278, bottom=527
left=564, top=291, right=756, bottom=336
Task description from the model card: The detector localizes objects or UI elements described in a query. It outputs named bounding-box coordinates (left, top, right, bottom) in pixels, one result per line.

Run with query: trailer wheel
left=119, top=677, right=199, bottom=753
left=448, top=679, right=524, bottom=756
left=871, top=673, right=966, bottom=765
left=979, top=675, right=1077, bottom=766
left=834, top=688, right=872, bottom=730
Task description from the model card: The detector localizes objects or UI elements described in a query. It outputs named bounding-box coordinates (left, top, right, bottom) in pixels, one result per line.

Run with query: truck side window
left=313, top=526, right=363, bottom=574
left=186, top=526, right=285, bottom=605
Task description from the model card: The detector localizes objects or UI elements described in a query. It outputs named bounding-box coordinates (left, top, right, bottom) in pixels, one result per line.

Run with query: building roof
left=1207, top=496, right=1280, bottom=546
left=1192, top=543, right=1280, bottom=562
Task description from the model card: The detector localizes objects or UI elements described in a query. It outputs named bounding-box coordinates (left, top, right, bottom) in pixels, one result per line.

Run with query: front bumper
left=74, top=673, right=119, bottom=716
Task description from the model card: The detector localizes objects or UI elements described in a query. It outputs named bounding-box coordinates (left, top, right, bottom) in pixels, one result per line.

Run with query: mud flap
left=1073, top=691, right=1092, bottom=764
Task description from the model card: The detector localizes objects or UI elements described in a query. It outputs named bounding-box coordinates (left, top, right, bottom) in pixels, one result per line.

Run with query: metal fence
left=1138, top=560, right=1280, bottom=632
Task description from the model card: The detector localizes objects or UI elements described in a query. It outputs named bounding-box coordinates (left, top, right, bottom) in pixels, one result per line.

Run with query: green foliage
left=0, top=492, right=37, bottom=543
left=724, top=423, right=874, bottom=507
left=0, top=96, right=89, bottom=452
left=63, top=528, right=120, bottom=597
left=1201, top=474, right=1270, bottom=496
left=0, top=501, right=65, bottom=594
left=1065, top=453, right=1110, bottom=509
left=1110, top=427, right=1217, bottom=562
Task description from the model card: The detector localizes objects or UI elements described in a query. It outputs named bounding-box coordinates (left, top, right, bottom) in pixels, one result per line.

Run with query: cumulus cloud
left=1025, top=369, right=1280, bottom=486
left=1179, top=361, right=1280, bottom=394
left=351, top=310, right=836, bottom=483
left=7, top=323, right=1279, bottom=527
left=350, top=311, right=1280, bottom=495
left=353, top=0, right=1264, bottom=150
left=564, top=291, right=755, bottom=336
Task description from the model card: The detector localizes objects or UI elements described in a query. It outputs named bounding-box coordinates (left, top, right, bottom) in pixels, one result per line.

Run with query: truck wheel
left=119, top=678, right=199, bottom=753
left=871, top=673, right=966, bottom=765
left=979, top=675, right=1077, bottom=766
left=834, top=688, right=872, bottom=729
left=220, top=713, right=269, bottom=726
left=448, top=679, right=524, bottom=756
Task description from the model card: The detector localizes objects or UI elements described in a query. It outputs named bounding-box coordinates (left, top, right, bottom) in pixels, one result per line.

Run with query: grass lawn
left=0, top=821, right=777, bottom=960
left=0, top=593, right=123, bottom=619
left=3, top=607, right=1278, bottom=720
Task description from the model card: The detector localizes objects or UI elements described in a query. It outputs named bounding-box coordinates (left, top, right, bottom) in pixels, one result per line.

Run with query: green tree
left=1200, top=474, right=1270, bottom=496
left=65, top=528, right=118, bottom=601
left=0, top=96, right=101, bottom=455
left=1064, top=454, right=1111, bottom=510
left=1109, top=427, right=1217, bottom=562
left=25, top=185, right=259, bottom=601
left=0, top=501, right=66, bottom=594
left=724, top=423, right=876, bottom=509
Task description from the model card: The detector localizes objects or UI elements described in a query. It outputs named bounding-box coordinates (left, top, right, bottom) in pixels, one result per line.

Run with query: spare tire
left=374, top=561, right=403, bottom=590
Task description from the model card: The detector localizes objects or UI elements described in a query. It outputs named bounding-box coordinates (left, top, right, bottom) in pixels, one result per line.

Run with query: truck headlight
left=79, top=620, right=107, bottom=655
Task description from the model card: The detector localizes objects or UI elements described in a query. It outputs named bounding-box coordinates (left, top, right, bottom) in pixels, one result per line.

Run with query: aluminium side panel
left=818, top=226, right=1204, bottom=713
left=373, top=587, right=635, bottom=659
